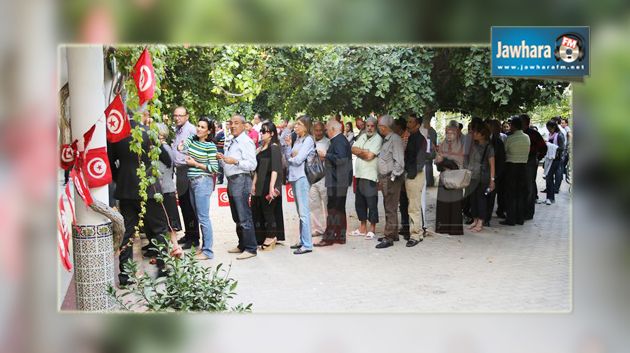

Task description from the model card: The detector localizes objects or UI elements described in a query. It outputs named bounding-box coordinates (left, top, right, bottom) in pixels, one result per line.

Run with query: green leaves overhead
left=116, top=45, right=569, bottom=121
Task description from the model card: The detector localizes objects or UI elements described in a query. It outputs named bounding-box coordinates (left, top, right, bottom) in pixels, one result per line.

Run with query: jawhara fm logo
left=554, top=33, right=586, bottom=64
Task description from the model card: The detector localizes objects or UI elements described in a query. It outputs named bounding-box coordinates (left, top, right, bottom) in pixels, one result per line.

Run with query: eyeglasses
left=260, top=130, right=270, bottom=134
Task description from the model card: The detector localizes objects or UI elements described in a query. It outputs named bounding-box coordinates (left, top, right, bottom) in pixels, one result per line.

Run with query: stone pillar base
left=72, top=221, right=116, bottom=311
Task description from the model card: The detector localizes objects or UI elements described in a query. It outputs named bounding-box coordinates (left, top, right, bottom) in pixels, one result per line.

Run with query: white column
left=67, top=46, right=109, bottom=220
left=66, top=45, right=115, bottom=311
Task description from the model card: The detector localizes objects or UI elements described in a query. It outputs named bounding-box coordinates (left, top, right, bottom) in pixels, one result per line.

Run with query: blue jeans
left=227, top=174, right=258, bottom=253
left=292, top=177, right=312, bottom=250
left=190, top=175, right=214, bottom=258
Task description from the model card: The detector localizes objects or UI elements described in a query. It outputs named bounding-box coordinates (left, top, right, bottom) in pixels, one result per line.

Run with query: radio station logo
left=491, top=27, right=589, bottom=77
left=554, top=33, right=585, bottom=63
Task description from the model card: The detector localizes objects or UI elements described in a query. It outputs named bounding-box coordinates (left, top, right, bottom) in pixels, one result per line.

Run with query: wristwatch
left=235, top=160, right=240, bottom=166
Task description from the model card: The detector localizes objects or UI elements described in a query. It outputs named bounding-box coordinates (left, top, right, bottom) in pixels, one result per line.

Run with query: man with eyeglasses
left=171, top=106, right=200, bottom=250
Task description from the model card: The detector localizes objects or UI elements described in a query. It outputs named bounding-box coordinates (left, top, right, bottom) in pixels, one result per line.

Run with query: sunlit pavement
left=64, top=167, right=570, bottom=312
left=175, top=167, right=569, bottom=313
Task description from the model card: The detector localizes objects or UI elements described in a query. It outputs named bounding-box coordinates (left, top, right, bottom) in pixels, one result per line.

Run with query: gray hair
left=156, top=123, right=169, bottom=138
left=231, top=114, right=246, bottom=123
left=366, top=116, right=377, bottom=126
left=327, top=119, right=342, bottom=132
left=378, top=115, right=394, bottom=128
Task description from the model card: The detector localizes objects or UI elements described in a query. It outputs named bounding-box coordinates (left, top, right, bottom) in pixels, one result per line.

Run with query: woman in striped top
left=177, top=117, right=219, bottom=261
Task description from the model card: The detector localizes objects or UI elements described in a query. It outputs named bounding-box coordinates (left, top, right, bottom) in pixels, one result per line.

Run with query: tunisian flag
left=70, top=168, right=93, bottom=207
left=57, top=195, right=73, bottom=271
left=84, top=147, right=112, bottom=188
left=104, top=94, right=131, bottom=142
left=60, top=141, right=77, bottom=170
left=132, top=48, right=155, bottom=105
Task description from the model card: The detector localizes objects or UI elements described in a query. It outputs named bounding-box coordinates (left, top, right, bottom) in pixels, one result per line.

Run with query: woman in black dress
left=251, top=121, right=286, bottom=250
left=435, top=120, right=466, bottom=235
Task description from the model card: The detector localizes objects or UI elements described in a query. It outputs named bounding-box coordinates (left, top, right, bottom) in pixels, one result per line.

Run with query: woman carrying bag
left=435, top=120, right=467, bottom=235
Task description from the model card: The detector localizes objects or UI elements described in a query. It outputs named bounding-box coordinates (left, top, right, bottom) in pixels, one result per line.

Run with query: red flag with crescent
left=104, top=94, right=131, bottom=142
left=60, top=141, right=77, bottom=170
left=70, top=167, right=93, bottom=207
left=58, top=194, right=73, bottom=271
left=285, top=184, right=294, bottom=202
left=133, top=48, right=155, bottom=105
left=84, top=147, right=112, bottom=188
left=217, top=187, right=230, bottom=207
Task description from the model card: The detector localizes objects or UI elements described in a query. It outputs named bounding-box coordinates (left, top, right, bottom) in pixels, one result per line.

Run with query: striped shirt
left=182, top=137, right=219, bottom=178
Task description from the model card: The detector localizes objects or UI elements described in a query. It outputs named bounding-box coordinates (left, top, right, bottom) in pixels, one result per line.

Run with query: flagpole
left=66, top=46, right=116, bottom=311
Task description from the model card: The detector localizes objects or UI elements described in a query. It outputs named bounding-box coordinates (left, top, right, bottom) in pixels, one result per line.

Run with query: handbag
left=440, top=169, right=472, bottom=189
left=304, top=141, right=325, bottom=184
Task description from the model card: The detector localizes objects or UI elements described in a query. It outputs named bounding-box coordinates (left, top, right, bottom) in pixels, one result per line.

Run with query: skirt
left=435, top=185, right=464, bottom=235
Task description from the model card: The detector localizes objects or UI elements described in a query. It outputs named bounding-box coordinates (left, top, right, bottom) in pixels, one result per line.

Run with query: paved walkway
left=129, top=166, right=570, bottom=313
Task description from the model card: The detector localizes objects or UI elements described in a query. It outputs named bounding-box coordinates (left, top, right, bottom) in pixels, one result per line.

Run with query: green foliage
left=439, top=47, right=569, bottom=119
left=108, top=239, right=252, bottom=312
left=111, top=46, right=167, bottom=243
left=149, top=45, right=568, bottom=123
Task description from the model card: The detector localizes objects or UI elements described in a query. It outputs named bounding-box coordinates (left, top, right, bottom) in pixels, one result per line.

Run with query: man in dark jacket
left=108, top=119, right=172, bottom=287
left=403, top=114, right=428, bottom=247
left=520, top=114, right=547, bottom=220
left=314, top=119, right=352, bottom=247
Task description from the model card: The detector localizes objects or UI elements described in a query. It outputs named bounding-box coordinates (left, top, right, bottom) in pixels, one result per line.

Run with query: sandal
left=349, top=229, right=366, bottom=236
left=365, top=231, right=376, bottom=240
left=470, top=225, right=483, bottom=233
left=260, top=237, right=277, bottom=251
left=170, top=245, right=184, bottom=258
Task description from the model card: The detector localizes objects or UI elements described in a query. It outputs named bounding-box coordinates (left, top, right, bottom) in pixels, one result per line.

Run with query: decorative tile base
left=72, top=222, right=116, bottom=312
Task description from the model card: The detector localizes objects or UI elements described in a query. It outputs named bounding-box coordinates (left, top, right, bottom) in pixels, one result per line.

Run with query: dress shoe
left=516, top=221, right=524, bottom=225
left=290, top=243, right=303, bottom=249
left=143, top=250, right=158, bottom=258
left=377, top=237, right=399, bottom=242
left=334, top=239, right=346, bottom=245
left=227, top=247, right=243, bottom=253
left=236, top=251, right=257, bottom=260
left=314, top=240, right=334, bottom=247
left=406, top=239, right=422, bottom=247
left=375, top=239, right=394, bottom=249
left=293, top=248, right=312, bottom=255
left=499, top=221, right=515, bottom=226
left=194, top=253, right=212, bottom=261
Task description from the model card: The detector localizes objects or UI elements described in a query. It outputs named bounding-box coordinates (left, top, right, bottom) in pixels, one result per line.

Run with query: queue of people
left=108, top=106, right=570, bottom=286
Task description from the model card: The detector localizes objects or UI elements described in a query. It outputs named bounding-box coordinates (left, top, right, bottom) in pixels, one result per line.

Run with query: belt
left=189, top=174, right=212, bottom=181
left=227, top=173, right=251, bottom=180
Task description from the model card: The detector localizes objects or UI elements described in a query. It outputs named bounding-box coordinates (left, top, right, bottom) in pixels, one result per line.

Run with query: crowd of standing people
left=107, top=106, right=570, bottom=286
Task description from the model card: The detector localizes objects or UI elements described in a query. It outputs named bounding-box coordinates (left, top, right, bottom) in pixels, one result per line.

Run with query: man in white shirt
left=309, top=121, right=330, bottom=237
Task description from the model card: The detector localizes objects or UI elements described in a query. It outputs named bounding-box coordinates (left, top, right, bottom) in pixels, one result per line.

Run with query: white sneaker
left=545, top=199, right=552, bottom=205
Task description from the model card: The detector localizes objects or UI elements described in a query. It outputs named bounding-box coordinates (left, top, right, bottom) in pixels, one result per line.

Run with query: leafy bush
left=108, top=239, right=252, bottom=312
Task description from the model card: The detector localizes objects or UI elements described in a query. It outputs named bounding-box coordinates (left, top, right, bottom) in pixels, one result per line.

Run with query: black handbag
left=304, top=141, right=325, bottom=184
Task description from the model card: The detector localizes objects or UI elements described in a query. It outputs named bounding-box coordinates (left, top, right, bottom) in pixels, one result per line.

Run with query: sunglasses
left=260, top=130, right=271, bottom=134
